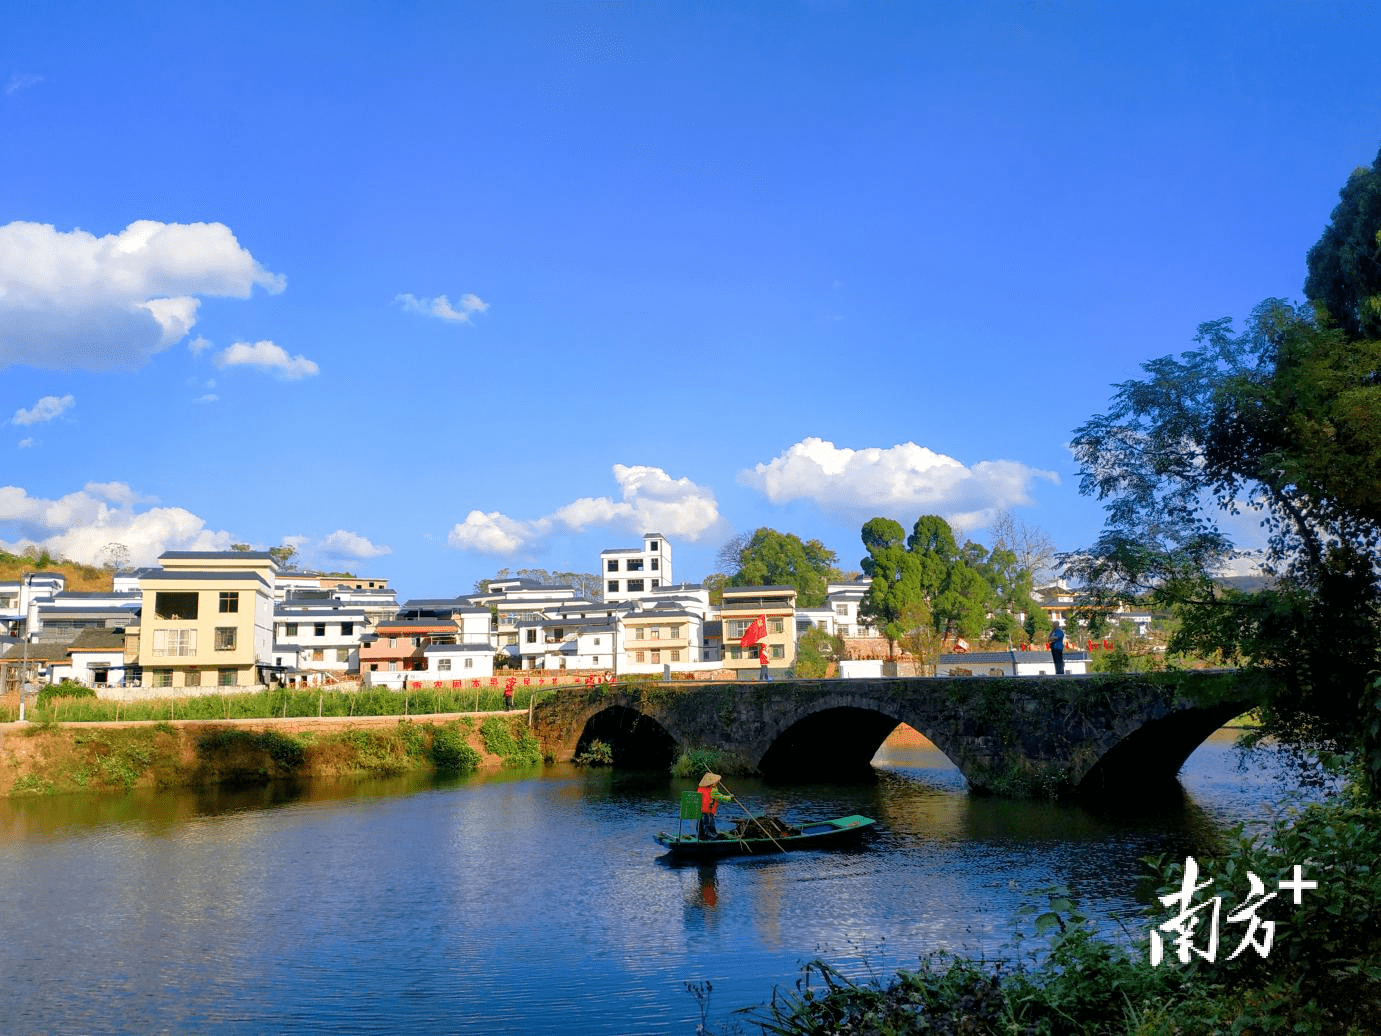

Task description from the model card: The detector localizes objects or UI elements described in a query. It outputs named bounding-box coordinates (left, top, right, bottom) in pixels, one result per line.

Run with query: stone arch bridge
left=530, top=672, right=1256, bottom=799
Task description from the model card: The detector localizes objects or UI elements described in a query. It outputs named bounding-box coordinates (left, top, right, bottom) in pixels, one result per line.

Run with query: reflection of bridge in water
left=531, top=673, right=1254, bottom=800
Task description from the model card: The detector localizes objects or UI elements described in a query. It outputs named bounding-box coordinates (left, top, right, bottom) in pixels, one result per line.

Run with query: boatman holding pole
left=696, top=772, right=732, bottom=840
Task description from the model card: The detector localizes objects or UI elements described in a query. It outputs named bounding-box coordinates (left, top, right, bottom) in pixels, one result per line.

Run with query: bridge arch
left=571, top=704, right=680, bottom=770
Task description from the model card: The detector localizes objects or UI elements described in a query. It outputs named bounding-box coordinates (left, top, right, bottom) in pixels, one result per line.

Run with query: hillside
left=0, top=550, right=113, bottom=592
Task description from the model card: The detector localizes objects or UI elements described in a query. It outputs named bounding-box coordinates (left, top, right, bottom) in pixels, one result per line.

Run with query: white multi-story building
left=600, top=533, right=672, bottom=604
left=0, top=572, right=65, bottom=638
left=272, top=600, right=369, bottom=680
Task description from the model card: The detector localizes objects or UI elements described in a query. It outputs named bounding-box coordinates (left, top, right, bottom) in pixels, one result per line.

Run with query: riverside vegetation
left=1, top=688, right=543, bottom=796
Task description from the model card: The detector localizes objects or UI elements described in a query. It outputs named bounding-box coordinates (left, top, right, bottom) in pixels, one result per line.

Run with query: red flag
left=740, top=614, right=768, bottom=648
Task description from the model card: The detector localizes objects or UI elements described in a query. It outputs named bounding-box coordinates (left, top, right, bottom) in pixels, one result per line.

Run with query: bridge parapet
left=531, top=671, right=1258, bottom=800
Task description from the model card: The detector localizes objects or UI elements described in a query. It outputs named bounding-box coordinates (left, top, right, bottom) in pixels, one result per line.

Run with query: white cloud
left=317, top=529, right=392, bottom=560
left=0, top=481, right=234, bottom=566
left=17, top=438, right=33, bottom=449
left=448, top=465, right=723, bottom=556
left=188, top=335, right=212, bottom=354
left=13, top=393, right=74, bottom=426
left=739, top=437, right=1060, bottom=529
left=213, top=340, right=319, bottom=379
left=395, top=292, right=489, bottom=323
left=5, top=73, right=43, bottom=96
left=0, top=220, right=284, bottom=371
left=194, top=393, right=219, bottom=404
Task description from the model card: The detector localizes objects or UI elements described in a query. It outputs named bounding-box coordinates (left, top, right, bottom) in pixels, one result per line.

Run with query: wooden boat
left=654, top=815, right=876, bottom=859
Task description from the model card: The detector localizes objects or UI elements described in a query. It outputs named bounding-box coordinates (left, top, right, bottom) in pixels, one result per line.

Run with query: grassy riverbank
left=0, top=709, right=543, bottom=796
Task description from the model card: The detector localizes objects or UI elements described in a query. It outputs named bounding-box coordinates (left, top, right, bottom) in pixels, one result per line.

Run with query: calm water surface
left=0, top=731, right=1306, bottom=1035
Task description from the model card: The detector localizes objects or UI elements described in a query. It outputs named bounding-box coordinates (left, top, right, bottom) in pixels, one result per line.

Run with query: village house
left=132, top=551, right=278, bottom=690
left=719, top=585, right=798, bottom=677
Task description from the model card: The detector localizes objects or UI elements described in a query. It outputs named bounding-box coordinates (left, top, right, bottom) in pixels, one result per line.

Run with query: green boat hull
left=654, top=815, right=875, bottom=859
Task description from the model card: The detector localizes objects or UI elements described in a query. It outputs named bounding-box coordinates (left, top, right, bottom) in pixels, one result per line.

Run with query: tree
left=1067, top=298, right=1381, bottom=795
left=727, top=528, right=840, bottom=608
left=988, top=509, right=1058, bottom=585
left=269, top=544, right=299, bottom=570
left=1305, top=143, right=1381, bottom=341
left=98, top=542, right=131, bottom=571
left=795, top=627, right=845, bottom=678
left=859, top=518, right=924, bottom=656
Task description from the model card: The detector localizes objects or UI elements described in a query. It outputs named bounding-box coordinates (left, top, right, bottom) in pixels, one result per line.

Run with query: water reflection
left=0, top=730, right=1314, bottom=1036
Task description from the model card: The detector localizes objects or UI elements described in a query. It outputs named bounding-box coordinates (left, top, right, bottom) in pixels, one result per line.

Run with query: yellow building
left=134, top=551, right=278, bottom=689
left=719, top=586, right=797, bottom=677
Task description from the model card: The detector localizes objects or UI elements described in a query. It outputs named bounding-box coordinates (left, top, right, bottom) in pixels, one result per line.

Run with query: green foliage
left=1068, top=297, right=1381, bottom=796
left=726, top=528, right=839, bottom=607
left=196, top=728, right=305, bottom=771
left=794, top=627, right=843, bottom=678
left=1305, top=142, right=1381, bottom=341
left=862, top=514, right=1040, bottom=654
left=478, top=716, right=541, bottom=767
left=36, top=682, right=97, bottom=706
left=574, top=739, right=614, bottom=766
left=430, top=724, right=481, bottom=773
left=671, top=748, right=723, bottom=779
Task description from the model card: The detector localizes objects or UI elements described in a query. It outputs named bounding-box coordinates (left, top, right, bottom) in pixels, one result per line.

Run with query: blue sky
left=2, top=2, right=1379, bottom=600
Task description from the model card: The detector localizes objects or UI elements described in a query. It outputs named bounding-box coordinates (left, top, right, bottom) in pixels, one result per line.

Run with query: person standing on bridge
left=697, top=772, right=732, bottom=840
left=1049, top=623, right=1066, bottom=675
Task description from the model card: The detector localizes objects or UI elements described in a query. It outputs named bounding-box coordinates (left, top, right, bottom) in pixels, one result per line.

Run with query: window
left=650, top=627, right=660, bottom=639
left=633, top=627, right=644, bottom=640
left=463, top=658, right=474, bottom=669
left=607, top=559, right=618, bottom=572
left=593, top=637, right=601, bottom=646
left=772, top=644, right=785, bottom=659
left=438, top=658, right=452, bottom=672
left=413, top=636, right=424, bottom=647
left=769, top=618, right=785, bottom=634
left=152, top=628, right=197, bottom=656
left=627, top=579, right=644, bottom=593
left=670, top=649, right=681, bottom=662
left=388, top=637, right=397, bottom=648
left=185, top=669, right=200, bottom=687
left=635, top=650, right=645, bottom=663
left=834, top=604, right=849, bottom=615
left=218, top=669, right=237, bottom=687
left=728, top=646, right=742, bottom=660
left=284, top=623, right=298, bottom=637
left=627, top=558, right=643, bottom=571
left=315, top=623, right=326, bottom=637
left=652, top=579, right=659, bottom=589
left=648, top=540, right=659, bottom=551
left=214, top=627, right=237, bottom=651
left=310, top=649, right=324, bottom=662
left=337, top=648, right=350, bottom=663
left=151, top=669, right=172, bottom=688
left=218, top=591, right=239, bottom=613
left=154, top=591, right=198, bottom=620
left=726, top=619, right=749, bottom=639
left=341, top=622, right=353, bottom=636
left=651, top=558, right=659, bottom=570
left=526, top=629, right=537, bottom=643
left=668, top=624, right=682, bottom=639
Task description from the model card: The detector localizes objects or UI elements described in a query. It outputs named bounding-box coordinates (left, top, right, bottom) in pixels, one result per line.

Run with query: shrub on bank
left=720, top=788, right=1381, bottom=1036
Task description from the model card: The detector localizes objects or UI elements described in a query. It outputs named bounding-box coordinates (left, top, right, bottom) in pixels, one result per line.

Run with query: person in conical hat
left=696, top=772, right=732, bottom=840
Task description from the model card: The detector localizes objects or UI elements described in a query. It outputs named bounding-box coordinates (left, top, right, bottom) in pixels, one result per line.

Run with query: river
left=0, top=729, right=1305, bottom=1035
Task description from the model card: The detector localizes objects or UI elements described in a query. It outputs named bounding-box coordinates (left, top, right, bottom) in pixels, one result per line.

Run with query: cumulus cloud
left=448, top=465, right=723, bottom=555
left=317, top=529, right=392, bottom=560
left=739, top=437, right=1059, bottom=530
left=0, top=481, right=234, bottom=566
left=0, top=220, right=284, bottom=371
left=395, top=292, right=489, bottom=323
left=213, top=340, right=319, bottom=379
left=13, top=393, right=74, bottom=426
